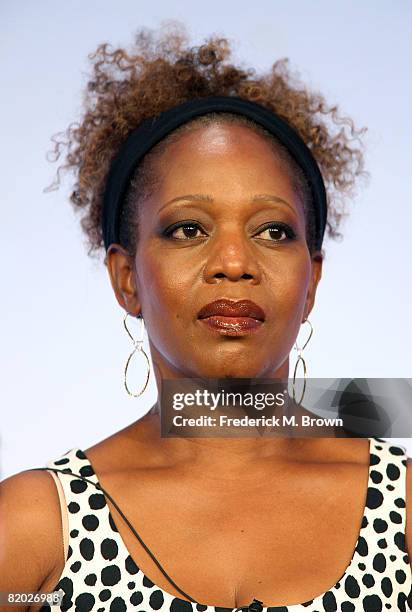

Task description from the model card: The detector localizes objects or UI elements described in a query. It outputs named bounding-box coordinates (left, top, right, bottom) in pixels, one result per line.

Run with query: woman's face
left=107, top=122, right=322, bottom=380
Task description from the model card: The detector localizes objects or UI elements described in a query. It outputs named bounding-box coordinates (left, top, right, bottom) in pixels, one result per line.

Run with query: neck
left=141, top=404, right=336, bottom=475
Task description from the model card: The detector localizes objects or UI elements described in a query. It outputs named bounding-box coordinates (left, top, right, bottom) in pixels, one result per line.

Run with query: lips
left=197, top=299, right=266, bottom=321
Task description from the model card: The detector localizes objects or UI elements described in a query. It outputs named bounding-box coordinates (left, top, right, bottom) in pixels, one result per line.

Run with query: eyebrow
left=158, top=193, right=294, bottom=214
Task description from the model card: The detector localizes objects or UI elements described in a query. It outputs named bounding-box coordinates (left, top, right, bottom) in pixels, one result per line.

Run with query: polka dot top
left=37, top=437, right=412, bottom=612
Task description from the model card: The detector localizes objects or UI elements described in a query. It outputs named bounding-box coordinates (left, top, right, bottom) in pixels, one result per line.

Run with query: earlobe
left=105, top=244, right=141, bottom=315
left=304, top=254, right=323, bottom=321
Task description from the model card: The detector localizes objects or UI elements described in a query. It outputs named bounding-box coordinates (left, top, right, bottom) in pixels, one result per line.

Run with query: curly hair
left=47, top=22, right=367, bottom=262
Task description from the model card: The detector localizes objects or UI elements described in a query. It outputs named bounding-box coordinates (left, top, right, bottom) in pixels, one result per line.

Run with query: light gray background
left=1, top=0, right=411, bottom=478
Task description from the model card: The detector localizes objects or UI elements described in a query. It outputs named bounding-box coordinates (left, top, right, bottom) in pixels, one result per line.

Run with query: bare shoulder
left=406, top=456, right=412, bottom=573
left=0, top=469, right=64, bottom=611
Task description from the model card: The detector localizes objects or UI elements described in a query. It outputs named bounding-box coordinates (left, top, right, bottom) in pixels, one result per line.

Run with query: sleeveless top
left=36, top=437, right=412, bottom=612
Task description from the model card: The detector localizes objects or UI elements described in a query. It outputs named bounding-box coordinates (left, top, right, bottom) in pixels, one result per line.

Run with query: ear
left=304, top=250, right=323, bottom=321
left=105, top=244, right=142, bottom=316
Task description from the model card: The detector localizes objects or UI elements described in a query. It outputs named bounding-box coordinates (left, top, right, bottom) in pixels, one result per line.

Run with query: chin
left=194, top=363, right=266, bottom=379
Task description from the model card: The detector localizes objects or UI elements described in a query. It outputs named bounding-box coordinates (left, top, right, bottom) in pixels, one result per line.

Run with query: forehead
left=150, top=122, right=301, bottom=208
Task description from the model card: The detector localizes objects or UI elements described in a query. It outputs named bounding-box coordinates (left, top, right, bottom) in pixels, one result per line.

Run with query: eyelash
left=162, top=220, right=297, bottom=242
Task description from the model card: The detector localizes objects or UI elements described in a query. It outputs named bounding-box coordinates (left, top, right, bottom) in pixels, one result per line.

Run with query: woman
left=1, top=26, right=411, bottom=612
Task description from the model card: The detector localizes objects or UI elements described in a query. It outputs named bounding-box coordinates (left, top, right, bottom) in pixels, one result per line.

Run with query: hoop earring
left=292, top=318, right=313, bottom=406
left=123, top=313, right=150, bottom=397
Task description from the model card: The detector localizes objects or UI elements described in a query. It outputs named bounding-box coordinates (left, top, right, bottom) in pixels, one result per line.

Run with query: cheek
left=262, top=252, right=311, bottom=353
left=266, top=251, right=311, bottom=311
left=283, top=260, right=310, bottom=306
left=135, top=245, right=196, bottom=324
left=134, top=246, right=202, bottom=368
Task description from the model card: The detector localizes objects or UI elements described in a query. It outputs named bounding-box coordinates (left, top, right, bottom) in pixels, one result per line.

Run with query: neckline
left=73, top=437, right=376, bottom=611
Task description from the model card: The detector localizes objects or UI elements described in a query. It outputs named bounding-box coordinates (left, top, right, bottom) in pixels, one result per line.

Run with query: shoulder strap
left=364, top=438, right=410, bottom=562
left=47, top=469, right=69, bottom=561
left=24, top=458, right=200, bottom=605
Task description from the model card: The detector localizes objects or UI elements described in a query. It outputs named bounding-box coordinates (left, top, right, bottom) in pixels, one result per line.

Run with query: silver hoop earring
left=292, top=318, right=313, bottom=406
left=123, top=313, right=150, bottom=398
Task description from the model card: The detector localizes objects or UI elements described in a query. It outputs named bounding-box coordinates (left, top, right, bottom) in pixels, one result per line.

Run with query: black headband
left=102, top=95, right=327, bottom=252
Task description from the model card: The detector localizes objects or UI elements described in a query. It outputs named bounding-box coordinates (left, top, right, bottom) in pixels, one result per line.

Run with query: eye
left=162, top=220, right=296, bottom=241
left=254, top=222, right=296, bottom=242
left=163, top=221, right=208, bottom=240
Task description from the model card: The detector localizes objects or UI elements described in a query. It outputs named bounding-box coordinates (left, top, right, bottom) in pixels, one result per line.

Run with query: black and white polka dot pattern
left=40, top=438, right=412, bottom=611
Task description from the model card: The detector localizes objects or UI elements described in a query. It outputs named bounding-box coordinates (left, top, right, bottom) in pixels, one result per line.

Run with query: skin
left=1, top=123, right=411, bottom=611
left=87, top=125, right=408, bottom=607
left=108, top=123, right=322, bottom=381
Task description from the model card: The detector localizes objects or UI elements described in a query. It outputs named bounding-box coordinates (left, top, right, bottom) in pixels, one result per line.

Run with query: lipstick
left=197, top=299, right=265, bottom=337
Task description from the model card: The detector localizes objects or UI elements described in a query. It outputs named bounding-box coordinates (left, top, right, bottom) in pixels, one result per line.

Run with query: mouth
left=197, top=299, right=265, bottom=336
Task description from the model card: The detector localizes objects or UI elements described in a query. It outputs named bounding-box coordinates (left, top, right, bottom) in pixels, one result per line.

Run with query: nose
left=202, top=227, right=262, bottom=284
